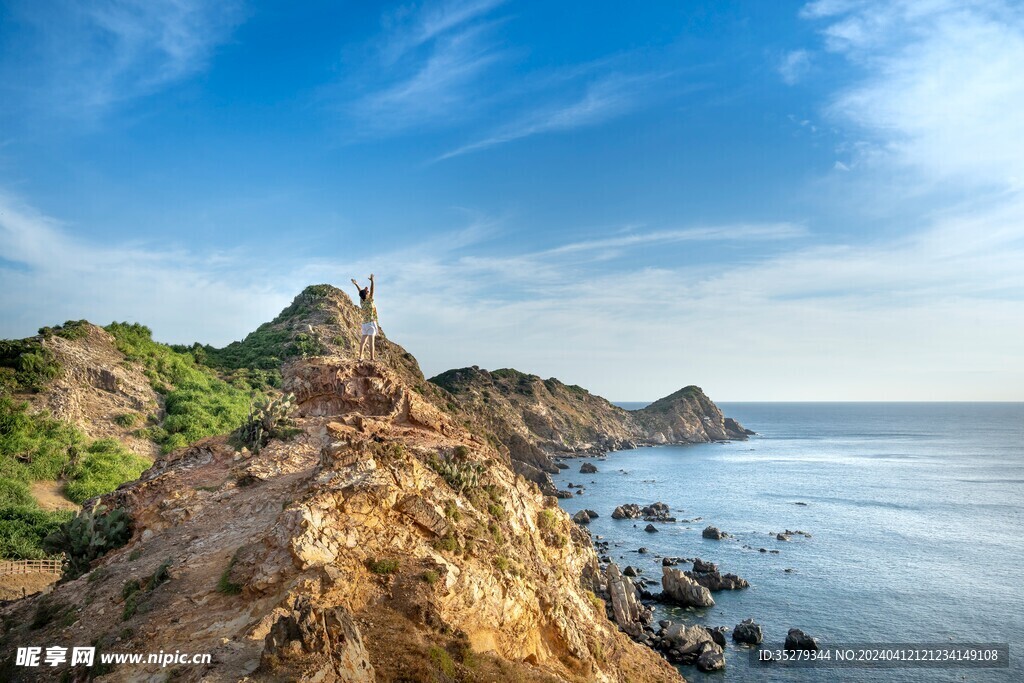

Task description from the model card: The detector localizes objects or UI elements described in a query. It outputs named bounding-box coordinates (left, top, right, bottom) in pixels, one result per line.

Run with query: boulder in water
left=785, top=628, right=819, bottom=651
left=732, top=618, right=763, bottom=644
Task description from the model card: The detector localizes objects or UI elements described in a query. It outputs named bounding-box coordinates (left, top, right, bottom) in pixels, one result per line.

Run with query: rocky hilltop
left=0, top=284, right=750, bottom=681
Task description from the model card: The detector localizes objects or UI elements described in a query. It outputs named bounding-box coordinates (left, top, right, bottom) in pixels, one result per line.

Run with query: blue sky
left=1, top=0, right=1023, bottom=401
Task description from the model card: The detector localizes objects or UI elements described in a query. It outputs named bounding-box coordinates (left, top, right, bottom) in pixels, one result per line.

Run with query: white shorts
left=361, top=322, right=378, bottom=337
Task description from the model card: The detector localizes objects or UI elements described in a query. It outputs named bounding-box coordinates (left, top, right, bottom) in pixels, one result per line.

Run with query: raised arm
left=369, top=273, right=375, bottom=299
left=350, top=278, right=361, bottom=295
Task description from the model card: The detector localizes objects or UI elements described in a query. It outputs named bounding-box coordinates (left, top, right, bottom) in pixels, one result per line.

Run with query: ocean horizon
left=557, top=401, right=1023, bottom=681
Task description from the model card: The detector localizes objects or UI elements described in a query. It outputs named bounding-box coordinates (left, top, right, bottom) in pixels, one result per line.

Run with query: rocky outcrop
left=580, top=462, right=598, bottom=473
left=260, top=595, right=374, bottom=682
left=605, top=563, right=651, bottom=638
left=655, top=623, right=725, bottom=671
left=661, top=566, right=715, bottom=608
left=26, top=323, right=161, bottom=457
left=612, top=502, right=675, bottom=522
left=702, top=525, right=728, bottom=539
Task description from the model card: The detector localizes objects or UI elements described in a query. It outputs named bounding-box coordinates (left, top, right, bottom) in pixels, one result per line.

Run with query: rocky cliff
left=0, top=360, right=680, bottom=682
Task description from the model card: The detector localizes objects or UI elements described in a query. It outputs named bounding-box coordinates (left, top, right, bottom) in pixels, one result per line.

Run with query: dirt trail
left=30, top=480, right=79, bottom=512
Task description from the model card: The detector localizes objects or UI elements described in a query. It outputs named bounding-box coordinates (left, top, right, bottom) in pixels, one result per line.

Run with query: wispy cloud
left=539, top=223, right=806, bottom=257
left=435, top=73, right=655, bottom=160
left=1, top=0, right=244, bottom=118
left=778, top=49, right=812, bottom=84
left=345, top=1, right=674, bottom=154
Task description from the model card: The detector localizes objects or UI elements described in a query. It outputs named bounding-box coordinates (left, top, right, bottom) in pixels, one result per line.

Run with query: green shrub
left=0, top=504, right=72, bottom=559
left=366, top=558, right=399, bottom=575
left=428, top=454, right=484, bottom=495
left=428, top=646, right=456, bottom=678
left=487, top=503, right=505, bottom=520
left=113, top=413, right=138, bottom=428
left=0, top=339, right=60, bottom=393
left=433, top=534, right=458, bottom=553
left=494, top=556, right=511, bottom=572
left=537, top=509, right=556, bottom=530
left=235, top=393, right=296, bottom=455
left=217, top=552, right=242, bottom=595
left=422, top=570, right=439, bottom=585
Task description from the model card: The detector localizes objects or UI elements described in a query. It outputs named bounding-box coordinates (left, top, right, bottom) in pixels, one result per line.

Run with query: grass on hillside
left=181, top=286, right=333, bottom=389
left=105, top=322, right=259, bottom=453
left=0, top=397, right=148, bottom=559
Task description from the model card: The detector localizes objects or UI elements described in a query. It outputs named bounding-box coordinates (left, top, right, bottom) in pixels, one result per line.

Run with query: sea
left=551, top=402, right=1023, bottom=682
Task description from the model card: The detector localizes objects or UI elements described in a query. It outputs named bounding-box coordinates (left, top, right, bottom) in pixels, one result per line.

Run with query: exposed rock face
left=260, top=596, right=374, bottom=682
left=604, top=563, right=651, bottom=638
left=1, top=359, right=682, bottom=682
left=573, top=510, right=592, bottom=525
left=430, top=366, right=750, bottom=478
left=785, top=628, right=820, bottom=651
left=661, top=567, right=715, bottom=608
left=28, top=324, right=160, bottom=457
left=580, top=462, right=598, bottom=473
left=732, top=618, right=763, bottom=644
left=702, top=525, right=728, bottom=540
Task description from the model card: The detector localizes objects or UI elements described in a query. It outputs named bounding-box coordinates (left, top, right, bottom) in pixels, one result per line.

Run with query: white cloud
left=2, top=0, right=244, bottom=117
left=804, top=0, right=1024, bottom=187
left=778, top=49, right=812, bottom=84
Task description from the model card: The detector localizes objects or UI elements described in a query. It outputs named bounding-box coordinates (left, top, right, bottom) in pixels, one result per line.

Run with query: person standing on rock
left=351, top=274, right=379, bottom=361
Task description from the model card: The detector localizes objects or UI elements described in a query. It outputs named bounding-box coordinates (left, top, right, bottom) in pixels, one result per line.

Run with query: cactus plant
left=428, top=452, right=485, bottom=495
left=43, top=502, right=132, bottom=579
left=237, top=393, right=296, bottom=454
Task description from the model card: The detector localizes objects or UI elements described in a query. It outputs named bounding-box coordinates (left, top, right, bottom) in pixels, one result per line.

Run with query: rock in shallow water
left=580, top=462, right=598, bottom=473
left=661, top=567, right=714, bottom=608
left=732, top=618, right=763, bottom=644
left=785, top=628, right=819, bottom=650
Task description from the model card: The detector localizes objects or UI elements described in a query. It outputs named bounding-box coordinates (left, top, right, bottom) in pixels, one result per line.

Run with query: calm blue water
left=555, top=403, right=1023, bottom=681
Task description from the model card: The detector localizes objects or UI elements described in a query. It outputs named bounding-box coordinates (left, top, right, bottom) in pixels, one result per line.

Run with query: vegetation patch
left=0, top=398, right=145, bottom=559
left=216, top=552, right=243, bottom=595
left=366, top=558, right=399, bottom=575
left=106, top=322, right=256, bottom=453
left=427, top=645, right=456, bottom=678
left=0, top=338, right=60, bottom=394
left=44, top=503, right=132, bottom=579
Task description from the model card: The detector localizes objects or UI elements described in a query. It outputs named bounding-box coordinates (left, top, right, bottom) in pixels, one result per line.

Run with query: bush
left=366, top=558, right=399, bottom=575
left=0, top=340, right=60, bottom=393
left=235, top=393, right=296, bottom=455
left=0, top=505, right=72, bottom=559
left=537, top=509, right=557, bottom=530
left=113, top=413, right=138, bottom=428
left=428, top=646, right=456, bottom=678
left=217, top=552, right=242, bottom=595
left=38, top=320, right=90, bottom=341
left=422, top=570, right=439, bottom=585
left=428, top=454, right=484, bottom=495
